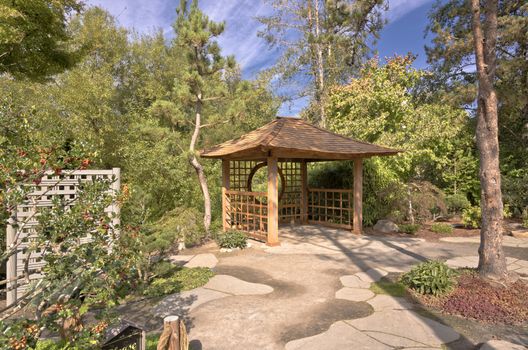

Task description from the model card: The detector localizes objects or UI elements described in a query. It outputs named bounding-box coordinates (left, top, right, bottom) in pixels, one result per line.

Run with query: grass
left=144, top=266, right=214, bottom=297
left=431, top=223, right=454, bottom=234
left=369, top=280, right=407, bottom=297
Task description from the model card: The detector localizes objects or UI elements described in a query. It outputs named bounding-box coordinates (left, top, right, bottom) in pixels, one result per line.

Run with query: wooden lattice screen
left=278, top=161, right=302, bottom=224
left=6, top=169, right=120, bottom=304
left=307, top=188, right=353, bottom=229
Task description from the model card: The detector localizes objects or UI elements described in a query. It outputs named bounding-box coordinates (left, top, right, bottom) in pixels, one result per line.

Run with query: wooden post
left=267, top=156, right=279, bottom=246
left=353, top=159, right=363, bottom=234
left=221, top=160, right=231, bottom=231
left=157, top=315, right=188, bottom=350
left=6, top=214, right=17, bottom=306
left=300, top=160, right=308, bottom=224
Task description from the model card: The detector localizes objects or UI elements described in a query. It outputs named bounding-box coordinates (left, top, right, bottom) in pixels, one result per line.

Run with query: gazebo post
left=267, top=156, right=280, bottom=246
left=300, top=160, right=308, bottom=224
left=221, top=159, right=230, bottom=231
left=353, top=159, right=363, bottom=234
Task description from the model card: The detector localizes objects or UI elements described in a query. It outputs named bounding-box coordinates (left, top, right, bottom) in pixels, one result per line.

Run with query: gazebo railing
left=307, top=188, right=353, bottom=229
left=224, top=189, right=268, bottom=241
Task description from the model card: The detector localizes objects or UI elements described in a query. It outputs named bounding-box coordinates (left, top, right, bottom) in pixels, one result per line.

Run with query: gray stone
left=204, top=275, right=273, bottom=295
left=479, top=340, right=526, bottom=350
left=184, top=253, right=218, bottom=268
left=366, top=295, right=413, bottom=311
left=335, top=287, right=375, bottom=302
left=168, top=254, right=194, bottom=266
left=347, top=309, right=460, bottom=347
left=355, top=268, right=388, bottom=283
left=285, top=321, right=391, bottom=350
left=511, top=229, right=528, bottom=239
left=340, top=275, right=371, bottom=289
left=374, top=219, right=399, bottom=233
left=153, top=287, right=228, bottom=318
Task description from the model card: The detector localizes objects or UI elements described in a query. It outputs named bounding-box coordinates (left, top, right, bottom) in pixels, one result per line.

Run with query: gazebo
left=201, top=117, right=399, bottom=246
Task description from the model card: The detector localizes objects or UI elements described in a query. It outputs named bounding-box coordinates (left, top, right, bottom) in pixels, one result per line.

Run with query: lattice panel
left=278, top=161, right=302, bottom=223
left=224, top=190, right=268, bottom=241
left=307, top=188, right=352, bottom=229
left=229, top=160, right=259, bottom=191
left=8, top=169, right=120, bottom=301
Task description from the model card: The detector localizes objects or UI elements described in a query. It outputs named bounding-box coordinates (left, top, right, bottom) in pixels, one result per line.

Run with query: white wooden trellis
left=5, top=168, right=121, bottom=305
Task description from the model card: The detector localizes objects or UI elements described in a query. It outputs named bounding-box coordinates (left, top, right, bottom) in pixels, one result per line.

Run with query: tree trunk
left=314, top=0, right=326, bottom=127
left=189, top=93, right=212, bottom=233
left=471, top=0, right=508, bottom=281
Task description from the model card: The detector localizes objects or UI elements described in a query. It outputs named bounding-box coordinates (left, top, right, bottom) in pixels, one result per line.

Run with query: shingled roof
left=200, top=117, right=399, bottom=161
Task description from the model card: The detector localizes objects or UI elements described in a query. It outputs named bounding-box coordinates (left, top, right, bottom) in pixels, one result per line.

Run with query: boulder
left=374, top=219, right=399, bottom=233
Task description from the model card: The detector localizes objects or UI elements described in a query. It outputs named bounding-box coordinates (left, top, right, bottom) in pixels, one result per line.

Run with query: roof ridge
left=261, top=118, right=286, bottom=146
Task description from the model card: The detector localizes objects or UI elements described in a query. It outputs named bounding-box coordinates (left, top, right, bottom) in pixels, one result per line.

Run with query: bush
left=401, top=260, right=456, bottom=296
left=462, top=206, right=481, bottom=228
left=431, top=223, right=453, bottom=234
left=446, top=193, right=471, bottom=213
left=217, top=230, right=248, bottom=249
left=144, top=267, right=214, bottom=297
left=399, top=224, right=420, bottom=235
left=523, top=208, right=528, bottom=228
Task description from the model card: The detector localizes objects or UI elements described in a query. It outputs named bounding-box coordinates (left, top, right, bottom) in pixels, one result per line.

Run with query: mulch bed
left=364, top=224, right=480, bottom=242
left=411, top=270, right=528, bottom=325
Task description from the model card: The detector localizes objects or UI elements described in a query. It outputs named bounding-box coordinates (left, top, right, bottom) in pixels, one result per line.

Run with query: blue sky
left=86, top=0, right=436, bottom=115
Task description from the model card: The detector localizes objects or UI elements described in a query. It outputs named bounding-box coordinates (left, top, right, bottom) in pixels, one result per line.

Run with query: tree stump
left=157, top=316, right=188, bottom=350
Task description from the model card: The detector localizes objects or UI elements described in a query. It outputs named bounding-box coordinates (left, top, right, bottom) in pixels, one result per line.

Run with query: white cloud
left=385, top=0, right=433, bottom=22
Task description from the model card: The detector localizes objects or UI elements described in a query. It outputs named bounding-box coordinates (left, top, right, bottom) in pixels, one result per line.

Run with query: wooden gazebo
left=201, top=117, right=399, bottom=246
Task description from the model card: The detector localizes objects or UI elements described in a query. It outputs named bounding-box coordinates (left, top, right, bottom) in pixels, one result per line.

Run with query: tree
left=471, top=0, right=508, bottom=281
left=171, top=0, right=236, bottom=233
left=325, top=56, right=475, bottom=224
left=0, top=0, right=83, bottom=80
left=258, top=0, right=385, bottom=125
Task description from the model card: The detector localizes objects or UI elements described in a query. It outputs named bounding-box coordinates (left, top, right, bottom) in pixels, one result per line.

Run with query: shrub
left=462, top=206, right=481, bottom=228
left=430, top=223, right=453, bottom=234
left=523, top=208, right=528, bottom=228
left=144, top=267, right=214, bottom=297
left=217, top=230, right=248, bottom=249
left=445, top=193, right=471, bottom=213
left=401, top=260, right=456, bottom=296
left=399, top=224, right=420, bottom=235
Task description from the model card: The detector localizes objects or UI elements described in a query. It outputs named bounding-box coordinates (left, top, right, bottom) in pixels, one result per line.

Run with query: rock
left=511, top=229, right=528, bottom=239
left=340, top=275, right=371, bottom=289
left=184, top=253, right=218, bottom=268
left=479, top=340, right=526, bottom=350
left=355, top=268, right=388, bottom=283
left=335, top=287, right=375, bottom=302
left=204, top=275, right=273, bottom=295
left=374, top=219, right=399, bottom=233
left=366, top=295, right=413, bottom=311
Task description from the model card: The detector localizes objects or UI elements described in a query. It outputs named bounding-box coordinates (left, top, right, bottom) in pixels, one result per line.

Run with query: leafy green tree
left=325, top=56, right=476, bottom=223
left=0, top=0, right=83, bottom=80
left=258, top=0, right=386, bottom=125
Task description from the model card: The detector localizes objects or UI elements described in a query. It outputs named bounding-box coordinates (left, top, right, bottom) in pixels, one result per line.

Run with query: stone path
left=285, top=266, right=460, bottom=349
left=446, top=256, right=528, bottom=279
left=152, top=274, right=273, bottom=318
left=168, top=253, right=218, bottom=268
left=440, top=235, right=528, bottom=248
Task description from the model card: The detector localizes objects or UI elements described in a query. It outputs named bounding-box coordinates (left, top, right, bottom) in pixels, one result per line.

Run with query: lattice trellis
left=224, top=190, right=268, bottom=241
left=6, top=169, right=120, bottom=303
left=307, top=188, right=353, bottom=229
left=278, top=161, right=302, bottom=223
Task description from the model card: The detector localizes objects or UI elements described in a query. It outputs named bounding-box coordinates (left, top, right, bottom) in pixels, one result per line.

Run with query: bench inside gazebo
left=201, top=117, right=399, bottom=246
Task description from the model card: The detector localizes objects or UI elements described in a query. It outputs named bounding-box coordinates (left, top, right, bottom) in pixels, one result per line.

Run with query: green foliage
left=370, top=280, right=407, bottom=297
left=325, top=56, right=475, bottom=224
left=401, top=261, right=456, bottom=296
left=144, top=267, right=214, bottom=297
left=446, top=193, right=471, bottom=214
left=217, top=230, right=248, bottom=249
left=431, top=223, right=453, bottom=234
left=462, top=206, right=481, bottom=229
left=522, top=208, right=528, bottom=229
left=399, top=224, right=420, bottom=235
left=0, top=0, right=83, bottom=80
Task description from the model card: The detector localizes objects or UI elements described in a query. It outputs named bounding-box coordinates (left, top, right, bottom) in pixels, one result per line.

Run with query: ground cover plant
left=430, top=223, right=453, bottom=234
left=401, top=260, right=456, bottom=296
left=411, top=270, right=528, bottom=325
left=217, top=230, right=248, bottom=249
left=399, top=224, right=420, bottom=235
left=143, top=265, right=214, bottom=297
left=370, top=280, right=407, bottom=297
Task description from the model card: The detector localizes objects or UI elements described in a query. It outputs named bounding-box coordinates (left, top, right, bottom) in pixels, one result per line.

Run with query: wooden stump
left=157, top=316, right=188, bottom=350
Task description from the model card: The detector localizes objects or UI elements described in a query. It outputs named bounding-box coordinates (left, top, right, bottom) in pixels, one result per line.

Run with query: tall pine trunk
left=471, top=0, right=508, bottom=281
left=189, top=93, right=212, bottom=233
